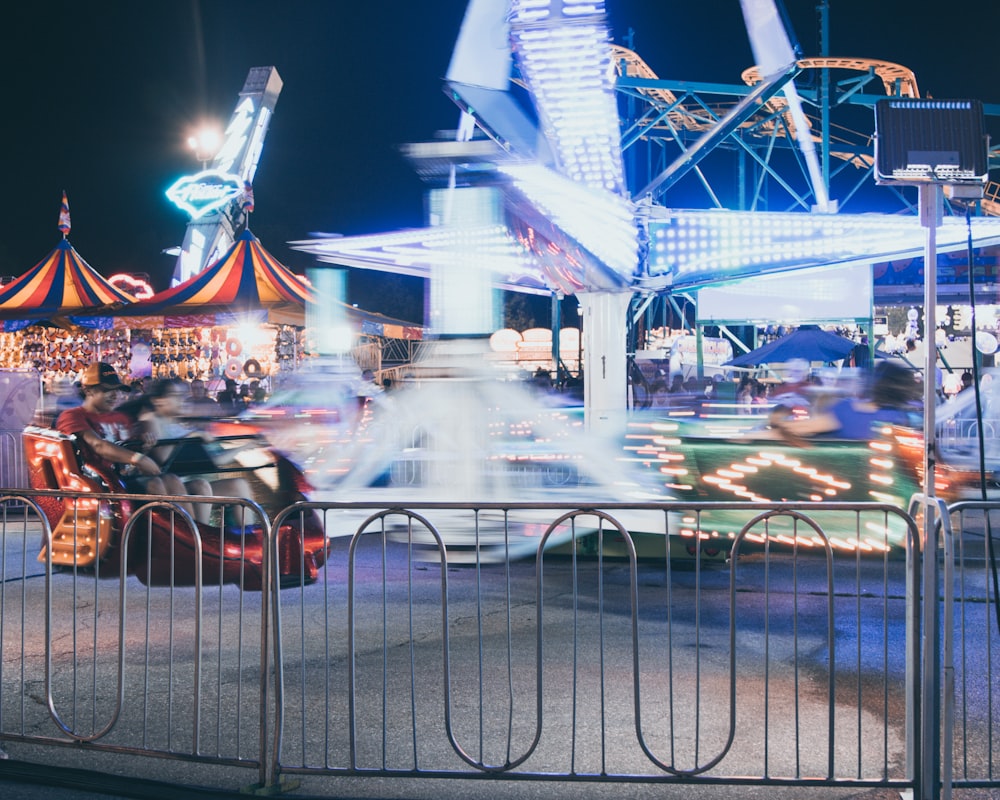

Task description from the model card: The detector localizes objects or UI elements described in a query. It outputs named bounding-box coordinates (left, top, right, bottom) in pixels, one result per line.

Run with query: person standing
left=215, top=378, right=242, bottom=416
left=185, top=378, right=220, bottom=418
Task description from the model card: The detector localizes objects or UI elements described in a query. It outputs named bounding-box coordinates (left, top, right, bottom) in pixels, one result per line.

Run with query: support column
left=578, top=291, right=631, bottom=438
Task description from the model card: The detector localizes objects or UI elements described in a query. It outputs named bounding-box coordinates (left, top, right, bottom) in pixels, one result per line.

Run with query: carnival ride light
left=507, top=2, right=635, bottom=290
left=298, top=224, right=538, bottom=286
left=510, top=2, right=623, bottom=192
left=213, top=98, right=268, bottom=179
left=648, top=211, right=1000, bottom=286
left=500, top=163, right=637, bottom=280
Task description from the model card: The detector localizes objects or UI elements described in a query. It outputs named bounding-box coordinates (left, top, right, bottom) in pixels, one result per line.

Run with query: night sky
left=0, top=1, right=995, bottom=316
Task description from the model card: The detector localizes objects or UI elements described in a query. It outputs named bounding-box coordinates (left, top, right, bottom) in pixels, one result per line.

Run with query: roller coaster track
left=740, top=57, right=922, bottom=171
left=613, top=45, right=999, bottom=214
left=742, top=56, right=920, bottom=99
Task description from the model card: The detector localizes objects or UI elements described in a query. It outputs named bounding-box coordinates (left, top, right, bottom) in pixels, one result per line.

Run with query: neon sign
left=166, top=169, right=244, bottom=220
left=108, top=273, right=154, bottom=300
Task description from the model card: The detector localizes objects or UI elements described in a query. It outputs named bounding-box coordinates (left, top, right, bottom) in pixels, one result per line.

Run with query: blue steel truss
left=613, top=47, right=1000, bottom=218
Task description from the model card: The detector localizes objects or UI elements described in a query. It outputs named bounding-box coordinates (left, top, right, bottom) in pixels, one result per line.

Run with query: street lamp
left=187, top=126, right=222, bottom=170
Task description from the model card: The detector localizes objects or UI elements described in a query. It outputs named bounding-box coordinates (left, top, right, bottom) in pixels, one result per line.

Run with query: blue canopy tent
left=726, top=325, right=858, bottom=367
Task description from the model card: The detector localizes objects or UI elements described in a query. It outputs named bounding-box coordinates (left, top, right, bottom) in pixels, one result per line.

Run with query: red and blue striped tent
left=120, top=229, right=313, bottom=317
left=0, top=238, right=136, bottom=329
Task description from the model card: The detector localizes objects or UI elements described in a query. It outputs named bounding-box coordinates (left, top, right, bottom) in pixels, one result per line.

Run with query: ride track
left=614, top=44, right=999, bottom=214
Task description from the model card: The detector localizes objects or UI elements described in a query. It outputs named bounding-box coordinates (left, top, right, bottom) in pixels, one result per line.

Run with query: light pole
left=186, top=126, right=222, bottom=170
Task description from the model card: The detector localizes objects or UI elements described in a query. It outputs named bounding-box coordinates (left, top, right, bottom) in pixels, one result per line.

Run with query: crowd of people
left=39, top=352, right=955, bottom=515
left=43, top=372, right=269, bottom=426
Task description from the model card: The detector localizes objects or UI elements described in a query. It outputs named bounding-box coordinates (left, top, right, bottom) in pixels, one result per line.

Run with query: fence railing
left=0, top=430, right=28, bottom=490
left=0, top=490, right=997, bottom=799
left=0, top=492, right=271, bottom=787
left=941, top=500, right=1000, bottom=793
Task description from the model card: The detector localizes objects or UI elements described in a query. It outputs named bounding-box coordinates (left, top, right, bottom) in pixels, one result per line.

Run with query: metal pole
left=919, top=183, right=942, bottom=800
left=551, top=292, right=562, bottom=382
left=818, top=0, right=830, bottom=193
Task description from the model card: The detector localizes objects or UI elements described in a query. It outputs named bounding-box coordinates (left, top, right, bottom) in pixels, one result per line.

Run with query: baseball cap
left=81, top=362, right=127, bottom=389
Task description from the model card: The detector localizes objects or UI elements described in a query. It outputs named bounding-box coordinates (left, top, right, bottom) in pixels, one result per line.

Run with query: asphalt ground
left=3, top=508, right=998, bottom=800
left=0, top=759, right=932, bottom=800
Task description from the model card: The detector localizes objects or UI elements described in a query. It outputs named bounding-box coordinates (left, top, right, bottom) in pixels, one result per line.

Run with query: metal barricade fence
left=0, top=430, right=28, bottom=490
left=8, top=490, right=996, bottom=798
left=0, top=490, right=273, bottom=791
left=937, top=419, right=999, bottom=463
left=942, top=500, right=1000, bottom=793
left=267, top=500, right=923, bottom=795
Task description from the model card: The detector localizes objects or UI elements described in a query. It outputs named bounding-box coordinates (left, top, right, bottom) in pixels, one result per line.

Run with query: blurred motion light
left=501, top=163, right=637, bottom=281
left=647, top=210, right=1000, bottom=289
left=509, top=0, right=626, bottom=197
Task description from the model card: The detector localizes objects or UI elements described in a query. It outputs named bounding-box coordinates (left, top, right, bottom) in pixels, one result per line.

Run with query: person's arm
left=769, top=409, right=841, bottom=445
left=135, top=410, right=160, bottom=448
left=76, top=428, right=161, bottom=476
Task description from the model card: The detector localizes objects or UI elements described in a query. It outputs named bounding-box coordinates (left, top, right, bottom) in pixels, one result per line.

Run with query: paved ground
left=0, top=760, right=928, bottom=800
left=3, top=505, right=997, bottom=800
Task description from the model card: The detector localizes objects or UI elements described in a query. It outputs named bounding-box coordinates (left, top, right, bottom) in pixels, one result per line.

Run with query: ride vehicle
left=22, top=424, right=330, bottom=590
left=902, top=368, right=1000, bottom=502
left=621, top=411, right=926, bottom=554
left=224, top=360, right=378, bottom=491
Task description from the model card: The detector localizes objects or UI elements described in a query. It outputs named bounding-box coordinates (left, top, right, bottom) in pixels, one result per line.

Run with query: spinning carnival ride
left=292, top=0, right=1000, bottom=434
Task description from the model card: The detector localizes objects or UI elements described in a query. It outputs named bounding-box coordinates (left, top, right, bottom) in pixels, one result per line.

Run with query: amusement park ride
left=290, top=0, right=1000, bottom=434
left=167, top=66, right=283, bottom=286
left=20, top=0, right=1000, bottom=576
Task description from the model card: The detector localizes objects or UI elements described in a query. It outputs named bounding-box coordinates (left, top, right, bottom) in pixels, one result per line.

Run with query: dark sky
left=0, top=1, right=995, bottom=307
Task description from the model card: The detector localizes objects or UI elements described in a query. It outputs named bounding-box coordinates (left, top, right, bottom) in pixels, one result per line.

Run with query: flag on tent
left=242, top=181, right=254, bottom=213
left=58, top=192, right=71, bottom=237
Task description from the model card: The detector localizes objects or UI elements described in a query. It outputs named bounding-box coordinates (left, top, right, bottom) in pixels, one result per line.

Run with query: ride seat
left=22, top=425, right=114, bottom=568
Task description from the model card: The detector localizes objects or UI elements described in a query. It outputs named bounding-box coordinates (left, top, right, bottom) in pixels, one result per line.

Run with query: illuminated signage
left=108, top=273, right=154, bottom=300
left=166, top=169, right=244, bottom=220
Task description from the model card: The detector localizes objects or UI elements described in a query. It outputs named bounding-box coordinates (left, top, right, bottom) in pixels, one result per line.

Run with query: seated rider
left=135, top=377, right=256, bottom=526
left=769, top=361, right=919, bottom=445
left=55, top=363, right=206, bottom=513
